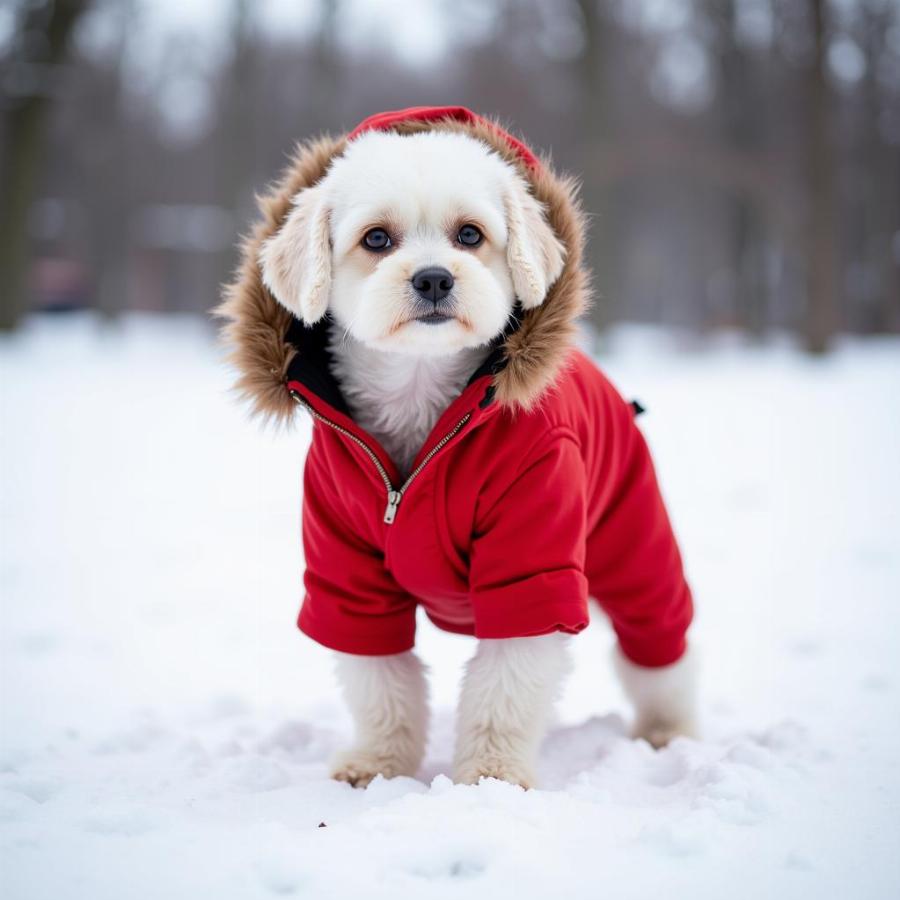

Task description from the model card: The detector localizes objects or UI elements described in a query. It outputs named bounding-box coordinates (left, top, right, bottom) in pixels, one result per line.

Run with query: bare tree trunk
left=0, top=0, right=88, bottom=331
left=213, top=0, right=258, bottom=303
left=220, top=0, right=257, bottom=218
left=313, top=0, right=340, bottom=124
left=573, top=0, right=617, bottom=333
left=860, top=3, right=900, bottom=334
left=716, top=0, right=767, bottom=336
left=805, top=0, right=839, bottom=353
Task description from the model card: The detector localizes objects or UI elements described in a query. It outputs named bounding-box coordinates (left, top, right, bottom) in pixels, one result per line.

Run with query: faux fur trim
left=215, top=116, right=589, bottom=423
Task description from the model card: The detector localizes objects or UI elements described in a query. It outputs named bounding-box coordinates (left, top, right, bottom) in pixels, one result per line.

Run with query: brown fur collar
left=216, top=115, right=590, bottom=423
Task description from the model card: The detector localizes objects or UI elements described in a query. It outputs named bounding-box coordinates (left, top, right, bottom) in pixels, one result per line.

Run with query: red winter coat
left=220, top=106, right=694, bottom=668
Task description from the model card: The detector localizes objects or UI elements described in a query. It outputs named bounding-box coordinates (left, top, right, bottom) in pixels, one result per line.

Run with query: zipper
left=289, top=389, right=471, bottom=525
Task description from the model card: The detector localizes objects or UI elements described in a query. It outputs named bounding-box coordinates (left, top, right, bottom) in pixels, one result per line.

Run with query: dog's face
left=260, top=130, right=565, bottom=356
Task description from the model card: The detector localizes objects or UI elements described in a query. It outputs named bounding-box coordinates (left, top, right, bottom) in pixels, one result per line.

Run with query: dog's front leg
left=453, top=633, right=571, bottom=788
left=330, top=651, right=429, bottom=787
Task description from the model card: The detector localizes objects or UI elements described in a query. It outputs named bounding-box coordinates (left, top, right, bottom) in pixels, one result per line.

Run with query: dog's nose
left=411, top=267, right=454, bottom=303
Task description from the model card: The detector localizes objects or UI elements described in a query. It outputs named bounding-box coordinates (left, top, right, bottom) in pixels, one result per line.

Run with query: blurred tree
left=0, top=0, right=89, bottom=330
left=573, top=0, right=618, bottom=330
left=858, top=0, right=900, bottom=333
left=805, top=0, right=839, bottom=353
left=213, top=0, right=258, bottom=295
left=80, top=2, right=131, bottom=320
left=313, top=0, right=340, bottom=124
left=218, top=0, right=257, bottom=219
left=710, top=0, right=768, bottom=335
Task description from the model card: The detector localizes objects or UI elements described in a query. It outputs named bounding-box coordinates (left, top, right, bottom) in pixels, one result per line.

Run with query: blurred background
left=1, top=0, right=898, bottom=350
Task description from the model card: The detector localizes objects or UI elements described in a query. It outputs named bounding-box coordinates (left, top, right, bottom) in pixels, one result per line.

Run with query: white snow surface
left=1, top=315, right=898, bottom=899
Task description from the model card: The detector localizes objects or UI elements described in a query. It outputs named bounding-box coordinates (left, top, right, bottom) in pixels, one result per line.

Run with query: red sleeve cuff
left=611, top=580, right=692, bottom=667
left=616, top=634, right=688, bottom=668
left=297, top=593, right=417, bottom=656
left=471, top=569, right=590, bottom=639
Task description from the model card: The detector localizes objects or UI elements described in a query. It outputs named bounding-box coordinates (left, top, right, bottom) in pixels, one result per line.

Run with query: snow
left=1, top=314, right=899, bottom=899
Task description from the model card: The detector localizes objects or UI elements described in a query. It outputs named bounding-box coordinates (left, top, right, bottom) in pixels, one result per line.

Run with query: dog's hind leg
left=330, top=650, right=429, bottom=787
left=613, top=646, right=699, bottom=748
left=453, top=633, right=572, bottom=788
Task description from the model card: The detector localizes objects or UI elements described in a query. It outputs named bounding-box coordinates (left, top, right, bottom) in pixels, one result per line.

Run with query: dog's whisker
left=338, top=310, right=363, bottom=347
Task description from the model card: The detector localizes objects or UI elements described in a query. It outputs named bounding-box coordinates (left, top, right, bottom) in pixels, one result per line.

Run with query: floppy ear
left=504, top=177, right=566, bottom=309
left=259, top=185, right=331, bottom=324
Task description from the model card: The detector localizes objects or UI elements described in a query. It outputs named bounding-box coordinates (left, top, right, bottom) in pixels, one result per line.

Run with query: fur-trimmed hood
left=216, top=106, right=590, bottom=422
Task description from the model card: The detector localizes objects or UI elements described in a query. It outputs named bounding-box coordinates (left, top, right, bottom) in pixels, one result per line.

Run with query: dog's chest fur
left=329, top=333, right=489, bottom=478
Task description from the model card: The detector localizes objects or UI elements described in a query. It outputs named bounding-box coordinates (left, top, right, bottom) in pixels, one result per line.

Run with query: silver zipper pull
left=383, top=490, right=402, bottom=524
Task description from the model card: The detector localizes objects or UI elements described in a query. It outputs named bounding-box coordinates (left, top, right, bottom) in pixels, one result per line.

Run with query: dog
left=221, top=107, right=697, bottom=788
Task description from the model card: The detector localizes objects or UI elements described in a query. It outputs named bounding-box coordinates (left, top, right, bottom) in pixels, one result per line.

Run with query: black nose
left=411, top=267, right=454, bottom=303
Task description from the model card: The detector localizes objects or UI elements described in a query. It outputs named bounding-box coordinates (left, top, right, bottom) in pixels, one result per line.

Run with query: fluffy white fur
left=261, top=129, right=697, bottom=788
left=453, top=633, right=573, bottom=787
left=614, top=646, right=699, bottom=748
left=330, top=650, right=429, bottom=788
left=328, top=331, right=488, bottom=478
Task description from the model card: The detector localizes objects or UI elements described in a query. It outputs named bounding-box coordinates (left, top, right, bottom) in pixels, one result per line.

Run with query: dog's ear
left=504, top=177, right=566, bottom=309
left=259, top=185, right=331, bottom=324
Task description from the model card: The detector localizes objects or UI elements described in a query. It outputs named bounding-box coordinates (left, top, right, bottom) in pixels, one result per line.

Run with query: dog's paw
left=453, top=757, right=535, bottom=789
left=633, top=716, right=697, bottom=750
left=329, top=749, right=414, bottom=788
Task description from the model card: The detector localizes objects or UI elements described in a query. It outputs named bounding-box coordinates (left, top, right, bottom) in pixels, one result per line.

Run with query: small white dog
left=223, top=108, right=697, bottom=788
left=262, top=128, right=559, bottom=476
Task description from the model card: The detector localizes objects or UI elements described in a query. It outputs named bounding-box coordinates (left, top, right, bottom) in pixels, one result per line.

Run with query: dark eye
left=457, top=224, right=483, bottom=247
left=362, top=228, right=392, bottom=251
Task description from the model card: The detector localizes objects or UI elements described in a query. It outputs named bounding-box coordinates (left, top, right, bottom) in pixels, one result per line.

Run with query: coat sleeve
left=297, top=444, right=418, bottom=656
left=468, top=429, right=590, bottom=639
left=585, top=394, right=694, bottom=668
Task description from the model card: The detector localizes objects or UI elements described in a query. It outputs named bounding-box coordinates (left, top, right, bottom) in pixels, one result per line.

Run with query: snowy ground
left=1, top=314, right=898, bottom=900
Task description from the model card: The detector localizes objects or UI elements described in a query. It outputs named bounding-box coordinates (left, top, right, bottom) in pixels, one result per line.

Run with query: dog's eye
left=457, top=225, right=483, bottom=248
left=362, top=228, right=392, bottom=252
